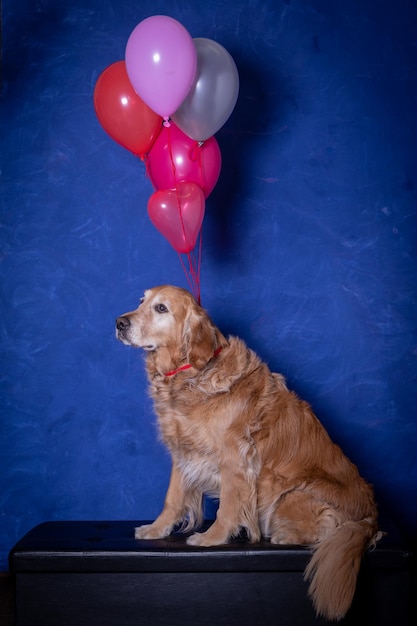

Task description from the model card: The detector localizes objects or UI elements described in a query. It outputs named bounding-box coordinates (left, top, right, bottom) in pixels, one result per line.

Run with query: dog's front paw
left=187, top=532, right=212, bottom=547
left=186, top=530, right=228, bottom=547
left=134, top=524, right=170, bottom=540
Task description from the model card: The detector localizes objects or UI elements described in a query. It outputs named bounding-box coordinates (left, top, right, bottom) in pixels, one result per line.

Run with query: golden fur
left=116, top=285, right=381, bottom=621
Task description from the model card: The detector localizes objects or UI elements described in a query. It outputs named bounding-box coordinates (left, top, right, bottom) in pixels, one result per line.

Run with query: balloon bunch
left=94, top=15, right=239, bottom=302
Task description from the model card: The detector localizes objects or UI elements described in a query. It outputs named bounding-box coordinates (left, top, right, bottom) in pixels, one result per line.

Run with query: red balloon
left=94, top=61, right=162, bottom=157
left=147, top=182, right=205, bottom=253
left=147, top=122, right=221, bottom=197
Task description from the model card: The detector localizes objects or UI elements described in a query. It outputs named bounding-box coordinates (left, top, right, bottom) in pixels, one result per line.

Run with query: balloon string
left=191, top=230, right=202, bottom=305
left=168, top=126, right=189, bottom=250
left=168, top=126, right=202, bottom=303
left=177, top=230, right=202, bottom=304
left=188, top=142, right=205, bottom=194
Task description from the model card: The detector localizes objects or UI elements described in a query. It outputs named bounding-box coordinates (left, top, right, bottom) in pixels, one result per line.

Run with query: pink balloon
left=147, top=122, right=221, bottom=198
left=125, top=16, right=197, bottom=122
left=147, top=182, right=205, bottom=253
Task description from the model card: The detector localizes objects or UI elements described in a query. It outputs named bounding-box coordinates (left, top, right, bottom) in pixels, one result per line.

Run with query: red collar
left=165, top=346, right=223, bottom=377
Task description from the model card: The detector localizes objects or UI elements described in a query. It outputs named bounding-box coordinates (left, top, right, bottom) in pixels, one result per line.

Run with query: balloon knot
left=163, top=117, right=171, bottom=128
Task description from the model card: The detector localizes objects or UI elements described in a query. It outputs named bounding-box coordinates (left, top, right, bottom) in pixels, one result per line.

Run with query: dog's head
left=116, top=285, right=227, bottom=370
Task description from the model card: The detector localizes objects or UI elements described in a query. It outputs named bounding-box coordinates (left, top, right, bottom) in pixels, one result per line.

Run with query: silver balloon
left=172, top=38, right=239, bottom=142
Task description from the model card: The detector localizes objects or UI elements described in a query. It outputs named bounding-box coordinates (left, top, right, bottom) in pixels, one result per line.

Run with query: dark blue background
left=1, top=0, right=416, bottom=569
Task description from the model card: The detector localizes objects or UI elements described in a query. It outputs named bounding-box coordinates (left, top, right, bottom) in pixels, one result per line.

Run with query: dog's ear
left=183, top=307, right=227, bottom=370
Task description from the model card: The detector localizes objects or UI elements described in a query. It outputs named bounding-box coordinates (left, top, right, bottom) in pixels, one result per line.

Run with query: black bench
left=9, top=520, right=412, bottom=625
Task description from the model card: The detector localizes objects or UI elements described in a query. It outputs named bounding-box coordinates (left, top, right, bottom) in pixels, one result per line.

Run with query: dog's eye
left=139, top=297, right=144, bottom=305
left=155, top=303, right=168, bottom=314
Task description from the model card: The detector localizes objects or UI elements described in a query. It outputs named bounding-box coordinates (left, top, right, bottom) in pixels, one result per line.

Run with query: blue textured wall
left=1, top=0, right=416, bottom=569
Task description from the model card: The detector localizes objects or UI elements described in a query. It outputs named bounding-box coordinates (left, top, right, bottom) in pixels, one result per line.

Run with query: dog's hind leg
left=269, top=490, right=342, bottom=545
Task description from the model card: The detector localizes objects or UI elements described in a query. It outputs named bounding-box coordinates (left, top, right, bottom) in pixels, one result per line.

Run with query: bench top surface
left=9, top=520, right=412, bottom=573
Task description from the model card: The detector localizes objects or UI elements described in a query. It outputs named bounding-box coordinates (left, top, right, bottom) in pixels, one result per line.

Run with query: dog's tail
left=304, top=519, right=382, bottom=621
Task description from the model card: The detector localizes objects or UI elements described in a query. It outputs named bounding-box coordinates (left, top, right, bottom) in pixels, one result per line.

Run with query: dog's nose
left=116, top=316, right=131, bottom=331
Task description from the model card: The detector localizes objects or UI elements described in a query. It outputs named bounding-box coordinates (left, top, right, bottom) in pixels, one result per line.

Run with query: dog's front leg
left=187, top=464, right=260, bottom=546
left=135, top=463, right=195, bottom=539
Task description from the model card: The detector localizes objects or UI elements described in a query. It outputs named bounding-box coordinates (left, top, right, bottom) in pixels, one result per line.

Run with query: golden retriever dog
left=116, top=285, right=381, bottom=621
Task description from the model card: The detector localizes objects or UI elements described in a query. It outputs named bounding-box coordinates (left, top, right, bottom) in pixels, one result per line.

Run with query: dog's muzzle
left=116, top=316, right=131, bottom=341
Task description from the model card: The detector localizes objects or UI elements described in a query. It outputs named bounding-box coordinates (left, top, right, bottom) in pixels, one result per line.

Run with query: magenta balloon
left=125, top=16, right=197, bottom=121
left=147, top=123, right=221, bottom=198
